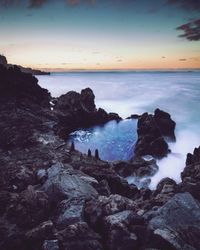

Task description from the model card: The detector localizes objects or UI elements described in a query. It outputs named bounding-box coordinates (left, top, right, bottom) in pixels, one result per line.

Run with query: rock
left=180, top=146, right=200, bottom=201
left=113, top=157, right=158, bottom=178
left=54, top=88, right=121, bottom=139
left=0, top=64, right=52, bottom=150
left=25, top=220, right=54, bottom=240
left=85, top=194, right=137, bottom=227
left=72, top=159, right=139, bottom=199
left=134, top=109, right=176, bottom=158
left=25, top=220, right=54, bottom=249
left=57, top=222, right=103, bottom=250
left=152, top=178, right=178, bottom=206
left=43, top=240, right=60, bottom=250
left=102, top=210, right=139, bottom=250
left=0, top=54, right=8, bottom=66
left=54, top=198, right=85, bottom=229
left=146, top=193, right=200, bottom=250
left=7, top=185, right=49, bottom=229
left=37, top=169, right=48, bottom=184
left=42, top=162, right=98, bottom=203
left=154, top=109, right=176, bottom=140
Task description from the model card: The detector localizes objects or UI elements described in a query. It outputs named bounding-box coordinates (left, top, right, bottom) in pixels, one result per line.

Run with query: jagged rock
left=54, top=198, right=85, bottom=229
left=180, top=146, right=200, bottom=201
left=42, top=162, right=98, bottom=203
left=152, top=178, right=178, bottom=206
left=54, top=88, right=121, bottom=139
left=71, top=159, right=139, bottom=198
left=146, top=193, right=200, bottom=250
left=57, top=222, right=103, bottom=250
left=134, top=109, right=176, bottom=158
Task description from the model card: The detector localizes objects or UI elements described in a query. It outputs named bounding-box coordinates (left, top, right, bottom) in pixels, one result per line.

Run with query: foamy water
left=37, top=71, right=200, bottom=189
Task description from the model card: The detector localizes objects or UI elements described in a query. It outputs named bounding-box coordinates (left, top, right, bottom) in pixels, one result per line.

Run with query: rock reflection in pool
left=68, top=119, right=137, bottom=161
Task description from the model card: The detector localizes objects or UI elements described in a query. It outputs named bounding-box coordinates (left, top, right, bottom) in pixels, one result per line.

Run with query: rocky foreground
left=1, top=64, right=200, bottom=250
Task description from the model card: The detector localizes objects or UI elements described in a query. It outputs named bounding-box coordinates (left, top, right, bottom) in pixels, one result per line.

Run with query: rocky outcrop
left=135, top=109, right=176, bottom=158
left=53, top=88, right=121, bottom=139
left=180, top=146, right=200, bottom=201
left=0, top=54, right=50, bottom=75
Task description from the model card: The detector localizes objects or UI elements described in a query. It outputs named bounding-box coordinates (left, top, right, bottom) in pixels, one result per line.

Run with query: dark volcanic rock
left=42, top=162, right=98, bottom=203
left=54, top=197, right=85, bottom=229
left=54, top=88, right=121, bottom=139
left=0, top=64, right=52, bottom=150
left=135, top=109, right=176, bottom=158
left=0, top=54, right=7, bottom=66
left=146, top=192, right=200, bottom=250
left=113, top=157, right=158, bottom=178
left=180, top=146, right=200, bottom=201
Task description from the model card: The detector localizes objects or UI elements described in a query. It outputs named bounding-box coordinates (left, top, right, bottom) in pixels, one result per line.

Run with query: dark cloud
left=162, top=56, right=166, bottom=59
left=179, top=58, right=187, bottom=61
left=177, top=19, right=200, bottom=41
left=167, top=0, right=200, bottom=11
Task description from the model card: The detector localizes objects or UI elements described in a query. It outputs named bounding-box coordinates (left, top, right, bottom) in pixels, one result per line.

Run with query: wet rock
left=57, top=222, right=103, bottom=250
left=54, top=198, right=85, bottom=230
left=73, top=159, right=139, bottom=199
left=146, top=192, right=200, bottom=250
left=135, top=109, right=176, bottom=158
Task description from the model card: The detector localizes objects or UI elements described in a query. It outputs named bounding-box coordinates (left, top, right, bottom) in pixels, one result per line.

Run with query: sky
left=0, top=0, right=200, bottom=71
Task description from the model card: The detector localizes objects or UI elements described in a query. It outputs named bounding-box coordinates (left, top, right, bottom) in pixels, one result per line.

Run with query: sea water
left=37, top=71, right=200, bottom=189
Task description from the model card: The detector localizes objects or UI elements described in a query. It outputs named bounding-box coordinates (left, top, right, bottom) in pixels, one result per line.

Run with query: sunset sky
left=0, top=0, right=200, bottom=71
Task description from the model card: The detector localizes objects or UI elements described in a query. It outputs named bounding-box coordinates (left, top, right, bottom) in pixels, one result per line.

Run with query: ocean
left=37, top=71, right=200, bottom=189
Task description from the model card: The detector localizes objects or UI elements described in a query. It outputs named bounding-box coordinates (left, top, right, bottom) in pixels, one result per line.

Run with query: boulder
left=54, top=197, right=85, bottom=229
left=42, top=163, right=98, bottom=203
left=134, top=109, right=176, bottom=158
left=146, top=193, right=200, bottom=250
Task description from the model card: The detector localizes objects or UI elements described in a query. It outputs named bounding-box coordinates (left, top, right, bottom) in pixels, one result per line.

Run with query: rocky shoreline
left=1, top=64, right=200, bottom=250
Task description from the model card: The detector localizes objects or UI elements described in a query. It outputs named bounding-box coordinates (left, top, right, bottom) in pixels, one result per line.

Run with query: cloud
left=162, top=56, right=166, bottom=59
left=0, top=0, right=96, bottom=8
left=177, top=19, right=200, bottom=41
left=167, top=0, right=200, bottom=11
left=179, top=58, right=187, bottom=61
